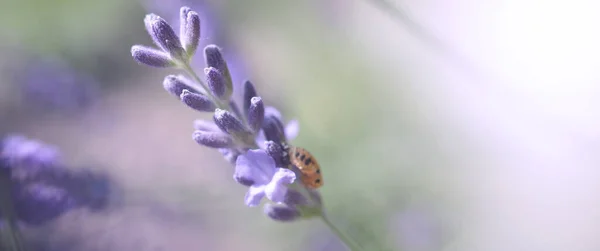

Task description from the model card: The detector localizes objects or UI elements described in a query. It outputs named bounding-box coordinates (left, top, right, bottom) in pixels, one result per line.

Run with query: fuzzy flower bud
left=243, top=80, right=258, bottom=118
left=144, top=14, right=186, bottom=62
left=131, top=45, right=174, bottom=68
left=180, top=90, right=215, bottom=112
left=193, top=130, right=233, bottom=148
left=163, top=75, right=198, bottom=98
left=205, top=67, right=227, bottom=99
left=265, top=141, right=287, bottom=167
left=204, top=45, right=232, bottom=95
left=179, top=7, right=201, bottom=56
left=248, top=97, right=265, bottom=133
left=262, top=115, right=286, bottom=144
left=264, top=204, right=301, bottom=222
left=179, top=7, right=191, bottom=38
left=213, top=109, right=247, bottom=135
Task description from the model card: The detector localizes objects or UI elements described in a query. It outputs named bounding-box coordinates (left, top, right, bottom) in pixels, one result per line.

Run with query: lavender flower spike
left=131, top=45, right=174, bottom=68
left=144, top=14, right=186, bottom=62
left=180, top=89, right=215, bottom=112
left=180, top=7, right=201, bottom=56
left=234, top=150, right=296, bottom=206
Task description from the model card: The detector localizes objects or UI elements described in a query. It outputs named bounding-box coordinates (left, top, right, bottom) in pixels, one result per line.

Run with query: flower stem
left=320, top=213, right=363, bottom=251
left=0, top=170, right=27, bottom=251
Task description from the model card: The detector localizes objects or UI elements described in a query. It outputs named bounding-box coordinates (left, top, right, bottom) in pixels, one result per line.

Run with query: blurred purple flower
left=14, top=57, right=99, bottom=115
left=12, top=183, right=76, bottom=225
left=233, top=149, right=296, bottom=206
left=0, top=134, right=114, bottom=225
left=1, top=134, right=61, bottom=170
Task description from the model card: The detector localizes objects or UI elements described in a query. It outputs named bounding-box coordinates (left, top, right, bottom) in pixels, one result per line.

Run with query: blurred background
left=2, top=0, right=600, bottom=250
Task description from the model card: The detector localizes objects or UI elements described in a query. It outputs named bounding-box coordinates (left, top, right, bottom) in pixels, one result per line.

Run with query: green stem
left=0, top=171, right=26, bottom=251
left=320, top=213, right=364, bottom=251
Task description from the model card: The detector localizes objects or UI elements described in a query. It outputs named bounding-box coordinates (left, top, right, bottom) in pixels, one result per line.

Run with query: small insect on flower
left=287, top=146, right=323, bottom=189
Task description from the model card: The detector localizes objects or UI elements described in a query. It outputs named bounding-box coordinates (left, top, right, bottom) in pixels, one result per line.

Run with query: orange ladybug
left=288, top=146, right=323, bottom=189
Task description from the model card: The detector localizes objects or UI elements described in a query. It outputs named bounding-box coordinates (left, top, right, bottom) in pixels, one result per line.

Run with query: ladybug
left=287, top=146, right=323, bottom=189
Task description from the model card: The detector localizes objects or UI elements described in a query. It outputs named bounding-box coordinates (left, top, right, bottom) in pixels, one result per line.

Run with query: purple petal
left=233, top=149, right=276, bottom=186
left=245, top=185, right=266, bottom=207
left=264, top=106, right=282, bottom=121
left=285, top=119, right=299, bottom=141
left=265, top=168, right=296, bottom=203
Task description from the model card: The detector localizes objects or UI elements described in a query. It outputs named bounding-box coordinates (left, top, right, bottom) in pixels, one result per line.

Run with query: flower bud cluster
left=130, top=6, right=323, bottom=222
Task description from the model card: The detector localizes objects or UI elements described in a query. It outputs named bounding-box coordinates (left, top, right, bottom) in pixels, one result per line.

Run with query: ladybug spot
left=315, top=179, right=321, bottom=183
left=304, top=158, right=312, bottom=166
left=316, top=169, right=320, bottom=174
left=300, top=154, right=306, bottom=161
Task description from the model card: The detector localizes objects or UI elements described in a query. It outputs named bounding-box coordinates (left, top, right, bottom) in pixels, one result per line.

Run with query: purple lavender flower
left=1, top=134, right=61, bottom=174
left=12, top=184, right=76, bottom=225
left=233, top=149, right=296, bottom=206
left=0, top=135, right=113, bottom=226
left=131, top=6, right=324, bottom=224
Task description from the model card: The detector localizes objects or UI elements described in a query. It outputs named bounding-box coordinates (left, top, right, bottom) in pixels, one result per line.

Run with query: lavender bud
left=163, top=75, right=198, bottom=97
left=144, top=14, right=186, bottom=62
left=131, top=45, right=173, bottom=68
left=193, top=130, right=233, bottom=148
left=262, top=115, right=286, bottom=144
left=243, top=80, right=258, bottom=118
left=248, top=97, right=265, bottom=133
left=204, top=45, right=232, bottom=95
left=179, top=6, right=191, bottom=42
left=180, top=90, right=215, bottom=112
left=264, top=204, right=300, bottom=222
left=204, top=67, right=227, bottom=99
left=193, top=120, right=221, bottom=132
left=213, top=108, right=246, bottom=135
left=181, top=10, right=201, bottom=56
left=265, top=141, right=287, bottom=167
